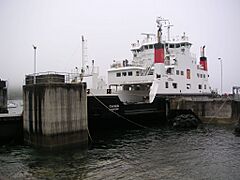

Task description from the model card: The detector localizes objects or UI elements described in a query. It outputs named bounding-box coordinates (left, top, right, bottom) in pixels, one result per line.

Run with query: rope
left=87, top=126, right=93, bottom=143
left=89, top=92, right=156, bottom=131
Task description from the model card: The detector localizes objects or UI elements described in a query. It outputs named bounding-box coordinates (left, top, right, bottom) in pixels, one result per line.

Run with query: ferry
left=82, top=17, right=211, bottom=129
left=108, top=17, right=210, bottom=103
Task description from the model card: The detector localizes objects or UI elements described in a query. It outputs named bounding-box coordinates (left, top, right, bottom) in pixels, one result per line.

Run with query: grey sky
left=0, top=0, right=239, bottom=93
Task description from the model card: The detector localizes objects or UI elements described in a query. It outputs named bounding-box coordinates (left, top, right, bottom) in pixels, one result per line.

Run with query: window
left=128, top=71, right=133, bottom=76
left=167, top=68, right=172, bottom=74
left=156, top=74, right=161, bottom=78
left=172, top=83, right=177, bottom=89
left=197, top=73, right=199, bottom=78
left=181, top=43, right=185, bottom=47
left=136, top=71, right=140, bottom=76
left=176, top=44, right=180, bottom=48
left=198, top=84, right=202, bottom=89
left=170, top=44, right=174, bottom=48
left=200, top=74, right=203, bottom=78
left=203, top=74, right=205, bottom=78
left=187, top=84, right=191, bottom=89
left=181, top=71, right=184, bottom=75
left=186, top=69, right=191, bottom=79
left=145, top=45, right=149, bottom=50
left=122, top=72, right=127, bottom=76
left=148, top=70, right=154, bottom=75
left=176, top=70, right=179, bottom=75
left=165, top=82, right=169, bottom=88
left=204, top=84, right=206, bottom=89
left=149, top=45, right=153, bottom=49
left=116, top=73, right=121, bottom=77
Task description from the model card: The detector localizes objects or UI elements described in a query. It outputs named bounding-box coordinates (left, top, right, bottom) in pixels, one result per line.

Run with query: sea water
left=0, top=123, right=240, bottom=179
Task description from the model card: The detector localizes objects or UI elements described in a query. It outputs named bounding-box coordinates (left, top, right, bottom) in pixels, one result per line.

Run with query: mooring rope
left=89, top=92, right=156, bottom=131
left=87, top=126, right=93, bottom=143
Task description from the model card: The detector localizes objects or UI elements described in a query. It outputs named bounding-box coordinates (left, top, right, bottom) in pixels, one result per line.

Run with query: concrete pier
left=0, top=79, right=8, bottom=113
left=23, top=74, right=88, bottom=149
left=168, top=95, right=239, bottom=124
left=0, top=114, right=23, bottom=144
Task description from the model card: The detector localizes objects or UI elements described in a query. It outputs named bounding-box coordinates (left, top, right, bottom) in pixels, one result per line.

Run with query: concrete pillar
left=0, top=80, right=8, bottom=114
left=23, top=75, right=88, bottom=149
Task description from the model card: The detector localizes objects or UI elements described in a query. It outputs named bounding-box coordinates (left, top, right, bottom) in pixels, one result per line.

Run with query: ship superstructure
left=108, top=17, right=211, bottom=103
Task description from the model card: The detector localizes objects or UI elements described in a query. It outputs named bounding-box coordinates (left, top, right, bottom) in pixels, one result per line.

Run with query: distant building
left=0, top=79, right=8, bottom=113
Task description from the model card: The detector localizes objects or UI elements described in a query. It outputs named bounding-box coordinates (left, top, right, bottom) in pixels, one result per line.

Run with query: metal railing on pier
left=25, top=71, right=83, bottom=85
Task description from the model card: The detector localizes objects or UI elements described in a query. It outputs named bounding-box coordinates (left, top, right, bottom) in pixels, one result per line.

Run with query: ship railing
left=109, top=75, right=154, bottom=85
left=110, top=63, right=142, bottom=69
left=141, top=37, right=157, bottom=44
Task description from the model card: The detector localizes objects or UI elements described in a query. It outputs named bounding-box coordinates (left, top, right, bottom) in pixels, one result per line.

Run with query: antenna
left=81, top=35, right=89, bottom=75
left=164, top=21, right=173, bottom=41
left=81, top=35, right=85, bottom=74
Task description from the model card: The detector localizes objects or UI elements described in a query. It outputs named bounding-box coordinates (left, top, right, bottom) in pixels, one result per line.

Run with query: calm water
left=0, top=124, right=240, bottom=180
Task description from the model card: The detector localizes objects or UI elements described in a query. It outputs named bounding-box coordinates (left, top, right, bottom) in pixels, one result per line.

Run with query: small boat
left=7, top=102, right=17, bottom=108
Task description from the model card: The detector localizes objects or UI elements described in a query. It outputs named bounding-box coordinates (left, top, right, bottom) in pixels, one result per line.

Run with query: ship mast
left=164, top=21, right=173, bottom=41
left=156, top=17, right=168, bottom=43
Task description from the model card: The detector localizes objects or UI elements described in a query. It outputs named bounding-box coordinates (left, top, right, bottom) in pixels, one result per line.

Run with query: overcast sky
left=0, top=0, right=239, bottom=93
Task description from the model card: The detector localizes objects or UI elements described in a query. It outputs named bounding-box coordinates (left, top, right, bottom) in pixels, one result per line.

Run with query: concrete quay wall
left=169, top=97, right=239, bottom=124
left=0, top=115, right=23, bottom=144
left=23, top=82, right=88, bottom=149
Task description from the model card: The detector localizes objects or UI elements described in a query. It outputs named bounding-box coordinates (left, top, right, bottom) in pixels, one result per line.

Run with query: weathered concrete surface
left=0, top=114, right=23, bottom=144
left=0, top=80, right=8, bottom=113
left=23, top=82, right=88, bottom=149
left=169, top=96, right=239, bottom=124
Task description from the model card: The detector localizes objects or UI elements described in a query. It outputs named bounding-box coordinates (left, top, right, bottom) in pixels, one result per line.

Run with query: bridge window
left=144, top=45, right=149, bottom=50
left=172, top=83, right=177, bottom=89
left=169, top=44, right=174, bottom=48
left=176, top=70, right=179, bottom=75
left=181, top=43, right=185, bottom=47
left=116, top=72, right=121, bottom=77
left=198, top=84, right=202, bottom=89
left=128, top=71, right=133, bottom=76
left=165, top=82, right=169, bottom=88
left=148, top=70, right=154, bottom=75
left=122, top=72, right=127, bottom=76
left=167, top=68, right=173, bottom=75
left=176, top=44, right=180, bottom=48
left=149, top=45, right=153, bottom=49
left=136, top=71, right=140, bottom=76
